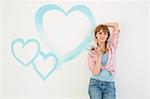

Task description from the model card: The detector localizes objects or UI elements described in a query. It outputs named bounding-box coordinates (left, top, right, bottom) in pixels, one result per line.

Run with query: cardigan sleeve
left=87, top=50, right=97, bottom=72
left=110, top=28, right=120, bottom=50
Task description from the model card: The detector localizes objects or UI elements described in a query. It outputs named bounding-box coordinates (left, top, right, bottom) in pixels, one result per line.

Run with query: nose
left=101, top=35, right=105, bottom=38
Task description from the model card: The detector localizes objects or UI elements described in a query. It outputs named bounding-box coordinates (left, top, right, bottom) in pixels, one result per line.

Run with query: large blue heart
left=35, top=4, right=95, bottom=66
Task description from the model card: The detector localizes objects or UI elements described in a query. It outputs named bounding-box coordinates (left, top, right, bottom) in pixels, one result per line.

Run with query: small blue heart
left=35, top=4, right=95, bottom=66
left=11, top=38, right=40, bottom=66
left=32, top=51, right=58, bottom=80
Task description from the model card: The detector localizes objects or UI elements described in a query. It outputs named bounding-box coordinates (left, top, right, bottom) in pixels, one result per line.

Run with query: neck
left=98, top=42, right=107, bottom=53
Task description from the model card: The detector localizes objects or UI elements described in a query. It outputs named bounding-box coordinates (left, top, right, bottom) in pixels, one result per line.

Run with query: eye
left=99, top=32, right=102, bottom=34
left=104, top=33, right=107, bottom=35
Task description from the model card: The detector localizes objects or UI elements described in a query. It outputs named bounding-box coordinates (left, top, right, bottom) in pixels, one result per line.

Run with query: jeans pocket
left=109, top=82, right=116, bottom=91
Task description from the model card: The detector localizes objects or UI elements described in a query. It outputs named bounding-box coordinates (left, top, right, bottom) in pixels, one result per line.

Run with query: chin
left=100, top=40, right=105, bottom=42
left=98, top=41, right=105, bottom=44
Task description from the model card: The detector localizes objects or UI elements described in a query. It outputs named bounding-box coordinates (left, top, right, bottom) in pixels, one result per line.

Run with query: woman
left=87, top=22, right=120, bottom=99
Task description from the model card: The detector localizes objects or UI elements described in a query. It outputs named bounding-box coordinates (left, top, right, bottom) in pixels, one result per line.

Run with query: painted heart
left=35, top=4, right=95, bottom=65
left=11, top=38, right=40, bottom=66
left=32, top=51, right=58, bottom=80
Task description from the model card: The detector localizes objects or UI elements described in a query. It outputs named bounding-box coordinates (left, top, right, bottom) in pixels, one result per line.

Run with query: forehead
left=98, top=29, right=108, bottom=33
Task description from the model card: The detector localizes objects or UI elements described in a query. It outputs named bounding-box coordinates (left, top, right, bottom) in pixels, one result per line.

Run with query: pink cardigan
left=87, top=29, right=120, bottom=75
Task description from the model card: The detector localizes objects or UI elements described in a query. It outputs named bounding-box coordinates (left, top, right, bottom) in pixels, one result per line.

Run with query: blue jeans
left=88, top=78, right=116, bottom=99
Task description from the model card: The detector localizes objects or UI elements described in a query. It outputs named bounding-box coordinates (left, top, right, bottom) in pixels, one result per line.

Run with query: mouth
left=98, top=38, right=106, bottom=42
left=99, top=38, right=104, bottom=40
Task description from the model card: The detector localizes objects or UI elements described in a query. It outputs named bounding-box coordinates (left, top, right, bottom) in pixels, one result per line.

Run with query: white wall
left=0, top=1, right=149, bottom=99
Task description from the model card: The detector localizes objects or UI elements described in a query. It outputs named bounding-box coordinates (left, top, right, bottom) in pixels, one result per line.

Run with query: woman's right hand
left=88, top=46, right=102, bottom=75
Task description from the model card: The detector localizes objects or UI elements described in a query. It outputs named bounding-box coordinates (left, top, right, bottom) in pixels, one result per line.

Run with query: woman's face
left=96, top=29, right=108, bottom=43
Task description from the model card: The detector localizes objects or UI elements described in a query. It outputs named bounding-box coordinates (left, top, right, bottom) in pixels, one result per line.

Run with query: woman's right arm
left=92, top=55, right=101, bottom=75
left=88, top=49, right=101, bottom=75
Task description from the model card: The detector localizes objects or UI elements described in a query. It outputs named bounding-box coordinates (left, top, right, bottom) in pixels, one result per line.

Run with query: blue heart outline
left=32, top=51, right=58, bottom=81
left=11, top=38, right=58, bottom=80
left=11, top=38, right=40, bottom=66
left=35, top=4, right=95, bottom=66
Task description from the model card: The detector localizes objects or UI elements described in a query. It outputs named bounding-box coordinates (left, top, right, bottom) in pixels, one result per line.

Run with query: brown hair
left=92, top=25, right=110, bottom=52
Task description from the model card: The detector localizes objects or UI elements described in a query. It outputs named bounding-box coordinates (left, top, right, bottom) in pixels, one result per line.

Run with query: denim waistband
left=90, top=78, right=115, bottom=83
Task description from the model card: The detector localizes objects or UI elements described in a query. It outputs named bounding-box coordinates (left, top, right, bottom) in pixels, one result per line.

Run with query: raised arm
left=102, top=22, right=120, bottom=49
left=102, top=22, right=119, bottom=33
